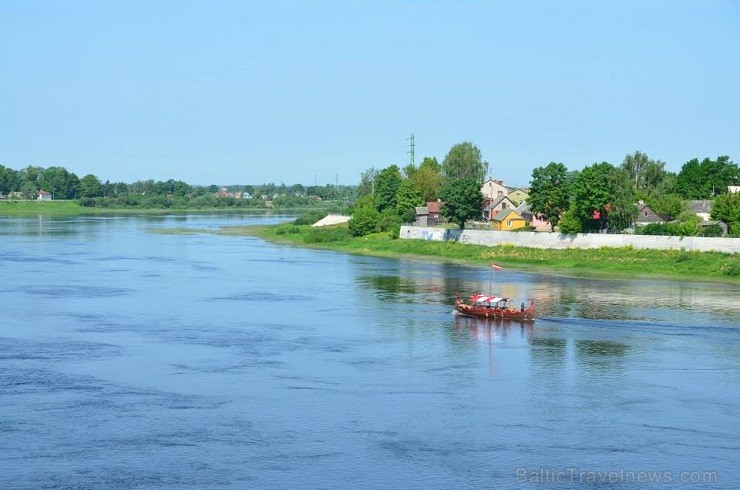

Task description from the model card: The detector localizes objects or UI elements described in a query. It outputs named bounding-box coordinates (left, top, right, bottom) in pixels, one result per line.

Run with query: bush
left=293, top=210, right=328, bottom=225
left=558, top=210, right=582, bottom=234
left=699, top=224, right=724, bottom=237
left=348, top=205, right=381, bottom=237
left=304, top=227, right=351, bottom=244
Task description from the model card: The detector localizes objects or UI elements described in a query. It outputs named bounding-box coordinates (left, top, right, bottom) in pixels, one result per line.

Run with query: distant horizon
left=2, top=1, right=738, bottom=187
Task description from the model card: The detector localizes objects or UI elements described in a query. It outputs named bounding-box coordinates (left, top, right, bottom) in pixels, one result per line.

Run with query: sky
left=1, top=1, right=739, bottom=187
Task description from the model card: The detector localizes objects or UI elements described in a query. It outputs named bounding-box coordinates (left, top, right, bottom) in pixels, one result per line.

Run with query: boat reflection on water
left=453, top=312, right=534, bottom=342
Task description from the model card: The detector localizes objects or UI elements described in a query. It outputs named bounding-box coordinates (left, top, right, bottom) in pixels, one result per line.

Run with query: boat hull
left=455, top=298, right=535, bottom=320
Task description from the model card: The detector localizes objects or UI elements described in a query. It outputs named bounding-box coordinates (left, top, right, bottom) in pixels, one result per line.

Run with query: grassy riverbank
left=222, top=223, right=740, bottom=283
left=0, top=200, right=320, bottom=217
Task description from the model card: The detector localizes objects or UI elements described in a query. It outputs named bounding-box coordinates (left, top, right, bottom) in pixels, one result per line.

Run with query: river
left=1, top=214, right=738, bottom=489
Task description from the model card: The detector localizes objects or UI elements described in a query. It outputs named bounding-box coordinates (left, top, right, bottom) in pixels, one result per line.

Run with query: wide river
left=1, top=214, right=738, bottom=489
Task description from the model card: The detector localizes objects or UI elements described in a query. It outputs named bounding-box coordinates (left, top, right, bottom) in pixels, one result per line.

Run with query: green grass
left=232, top=223, right=740, bottom=283
left=0, top=200, right=324, bottom=217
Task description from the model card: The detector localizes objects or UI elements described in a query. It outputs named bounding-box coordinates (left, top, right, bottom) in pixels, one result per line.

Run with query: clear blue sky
left=1, top=1, right=738, bottom=187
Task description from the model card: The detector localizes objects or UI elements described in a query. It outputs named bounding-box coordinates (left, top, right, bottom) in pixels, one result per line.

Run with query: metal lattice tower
left=408, top=133, right=415, bottom=167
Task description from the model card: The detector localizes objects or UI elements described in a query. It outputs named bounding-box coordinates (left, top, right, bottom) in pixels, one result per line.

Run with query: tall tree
left=620, top=151, right=667, bottom=197
left=528, top=162, right=571, bottom=231
left=39, top=166, right=80, bottom=199
left=79, top=174, right=103, bottom=198
left=606, top=168, right=637, bottom=231
left=441, top=142, right=488, bottom=183
left=439, top=178, right=483, bottom=230
left=711, top=192, right=740, bottom=236
left=357, top=167, right=379, bottom=199
left=676, top=156, right=739, bottom=199
left=395, top=179, right=424, bottom=223
left=571, top=162, right=616, bottom=232
left=374, top=165, right=402, bottom=212
left=412, top=157, right=442, bottom=203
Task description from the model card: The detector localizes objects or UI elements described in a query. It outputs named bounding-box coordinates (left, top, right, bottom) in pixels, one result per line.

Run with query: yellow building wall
left=492, top=211, right=527, bottom=231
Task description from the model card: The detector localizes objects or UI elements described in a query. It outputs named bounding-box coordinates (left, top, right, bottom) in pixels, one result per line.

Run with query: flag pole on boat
left=489, top=263, right=502, bottom=294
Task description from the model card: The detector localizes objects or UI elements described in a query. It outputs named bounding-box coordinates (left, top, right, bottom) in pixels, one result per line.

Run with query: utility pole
left=408, top=133, right=415, bottom=168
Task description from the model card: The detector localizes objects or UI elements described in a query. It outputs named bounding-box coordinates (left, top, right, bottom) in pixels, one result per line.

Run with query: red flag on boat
left=491, top=264, right=502, bottom=271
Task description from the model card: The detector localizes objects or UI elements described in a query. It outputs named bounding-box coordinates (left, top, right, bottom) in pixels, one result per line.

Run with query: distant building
left=491, top=209, right=527, bottom=231
left=516, top=202, right=551, bottom=231
left=0, top=192, right=5, bottom=200
left=414, top=200, right=442, bottom=226
left=507, top=189, right=530, bottom=206
left=481, top=178, right=508, bottom=200
left=37, top=190, right=52, bottom=201
left=482, top=195, right=517, bottom=221
left=729, top=186, right=740, bottom=194
left=687, top=200, right=712, bottom=221
left=635, top=202, right=665, bottom=226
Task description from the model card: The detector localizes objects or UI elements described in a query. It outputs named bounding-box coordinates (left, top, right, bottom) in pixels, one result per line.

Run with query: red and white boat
left=454, top=263, right=535, bottom=320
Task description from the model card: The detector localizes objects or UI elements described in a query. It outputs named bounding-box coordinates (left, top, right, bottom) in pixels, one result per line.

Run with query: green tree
left=571, top=162, right=616, bottom=232
left=357, top=167, right=379, bottom=199
left=395, top=179, right=423, bottom=223
left=647, top=193, right=684, bottom=220
left=441, top=142, right=488, bottom=183
left=348, top=196, right=381, bottom=237
left=79, top=174, right=103, bottom=198
left=412, top=156, right=442, bottom=203
left=528, top=162, right=571, bottom=231
left=620, top=151, right=667, bottom=198
left=557, top=208, right=582, bottom=234
left=606, top=168, right=637, bottom=231
left=39, top=166, right=80, bottom=199
left=439, top=178, right=483, bottom=230
left=676, top=156, right=739, bottom=199
left=711, top=192, right=740, bottom=236
left=374, top=165, right=402, bottom=212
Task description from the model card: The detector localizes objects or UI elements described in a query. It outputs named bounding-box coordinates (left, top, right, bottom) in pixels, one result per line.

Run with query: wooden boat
left=455, top=292, right=535, bottom=320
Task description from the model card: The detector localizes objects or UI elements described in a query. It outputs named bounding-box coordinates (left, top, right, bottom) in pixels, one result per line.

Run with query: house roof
left=687, top=200, right=712, bottom=213
left=38, top=189, right=52, bottom=195
left=415, top=206, right=429, bottom=216
left=492, top=209, right=523, bottom=222
left=484, top=195, right=515, bottom=211
left=426, top=201, right=440, bottom=213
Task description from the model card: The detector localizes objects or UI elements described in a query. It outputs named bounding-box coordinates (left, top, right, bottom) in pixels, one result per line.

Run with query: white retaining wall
left=399, top=226, right=740, bottom=253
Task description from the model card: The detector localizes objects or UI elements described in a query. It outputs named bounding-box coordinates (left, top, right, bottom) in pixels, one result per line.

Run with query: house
left=729, top=186, right=740, bottom=194
left=507, top=189, right=530, bottom=206
left=635, top=202, right=665, bottom=226
left=482, top=195, right=517, bottom=221
left=37, top=190, right=52, bottom=201
left=491, top=208, right=527, bottom=231
left=687, top=200, right=712, bottom=221
left=413, top=200, right=442, bottom=226
left=516, top=202, right=551, bottom=231
left=0, top=192, right=5, bottom=200
left=481, top=178, right=508, bottom=200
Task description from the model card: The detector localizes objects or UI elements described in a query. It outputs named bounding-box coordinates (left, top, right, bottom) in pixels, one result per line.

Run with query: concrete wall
left=399, top=226, right=740, bottom=253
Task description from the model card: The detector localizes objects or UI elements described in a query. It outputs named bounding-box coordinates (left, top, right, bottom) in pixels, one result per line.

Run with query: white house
left=37, top=190, right=52, bottom=201
left=481, top=179, right=508, bottom=200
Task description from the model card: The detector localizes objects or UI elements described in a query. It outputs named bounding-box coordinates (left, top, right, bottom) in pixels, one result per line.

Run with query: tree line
left=528, top=153, right=739, bottom=236
left=0, top=164, right=354, bottom=209
left=347, top=145, right=739, bottom=238
left=348, top=142, right=487, bottom=236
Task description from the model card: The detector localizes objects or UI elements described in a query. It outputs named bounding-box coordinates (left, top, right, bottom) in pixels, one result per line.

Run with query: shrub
left=293, top=210, right=328, bottom=226
left=558, top=210, right=582, bottom=234
left=304, top=227, right=351, bottom=243
left=348, top=205, right=381, bottom=237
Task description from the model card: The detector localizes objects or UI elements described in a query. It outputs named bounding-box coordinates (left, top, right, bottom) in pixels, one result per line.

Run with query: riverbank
left=0, top=200, right=327, bottom=217
left=220, top=223, right=740, bottom=283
